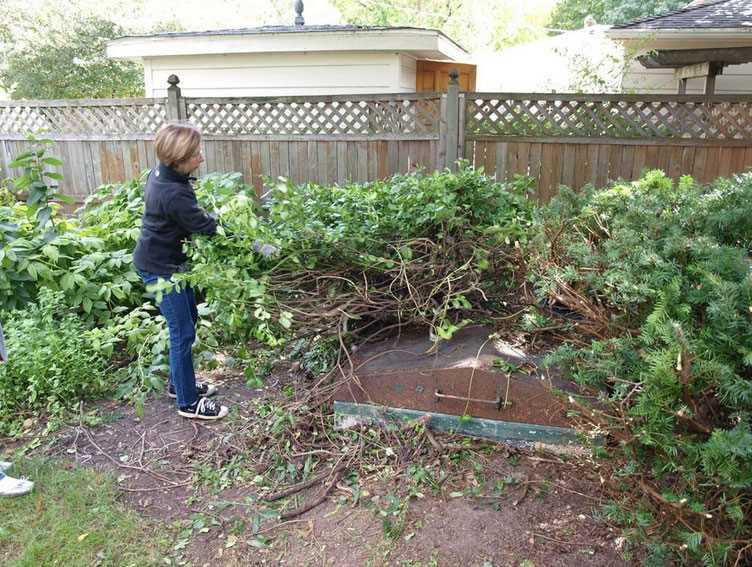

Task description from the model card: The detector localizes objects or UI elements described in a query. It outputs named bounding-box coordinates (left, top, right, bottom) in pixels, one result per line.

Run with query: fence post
left=445, top=69, right=460, bottom=171
left=166, top=74, right=186, bottom=121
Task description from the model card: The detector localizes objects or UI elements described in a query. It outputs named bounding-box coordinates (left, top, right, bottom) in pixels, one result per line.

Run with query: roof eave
left=107, top=29, right=469, bottom=61
left=606, top=28, right=752, bottom=41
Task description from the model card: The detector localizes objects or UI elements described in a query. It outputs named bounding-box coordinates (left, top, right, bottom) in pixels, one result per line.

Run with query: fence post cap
left=449, top=69, right=459, bottom=83
left=167, top=75, right=180, bottom=87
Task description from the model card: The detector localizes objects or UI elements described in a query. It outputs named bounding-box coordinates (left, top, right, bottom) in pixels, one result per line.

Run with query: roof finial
left=294, top=0, right=304, bottom=26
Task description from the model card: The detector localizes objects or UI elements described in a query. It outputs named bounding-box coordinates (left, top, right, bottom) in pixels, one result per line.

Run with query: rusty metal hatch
left=334, top=326, right=580, bottom=429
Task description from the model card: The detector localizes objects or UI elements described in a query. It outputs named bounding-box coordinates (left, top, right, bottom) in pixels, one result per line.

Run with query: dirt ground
left=35, top=367, right=633, bottom=567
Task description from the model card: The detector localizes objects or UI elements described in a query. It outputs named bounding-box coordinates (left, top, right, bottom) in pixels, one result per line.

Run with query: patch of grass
left=0, top=458, right=167, bottom=566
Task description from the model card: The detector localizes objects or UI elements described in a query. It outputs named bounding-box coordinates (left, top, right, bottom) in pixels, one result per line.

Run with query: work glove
left=252, top=240, right=279, bottom=258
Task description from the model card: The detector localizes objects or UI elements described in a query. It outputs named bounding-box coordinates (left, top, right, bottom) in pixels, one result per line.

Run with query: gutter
left=606, top=28, right=752, bottom=41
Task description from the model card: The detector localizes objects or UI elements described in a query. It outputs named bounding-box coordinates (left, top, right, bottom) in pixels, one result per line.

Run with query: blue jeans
left=138, top=270, right=199, bottom=408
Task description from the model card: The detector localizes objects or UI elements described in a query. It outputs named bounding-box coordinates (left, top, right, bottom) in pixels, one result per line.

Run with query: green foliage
left=0, top=290, right=112, bottom=435
left=179, top=166, right=534, bottom=344
left=331, top=0, right=554, bottom=52
left=1, top=143, right=535, bottom=434
left=535, top=170, right=752, bottom=562
left=0, top=140, right=140, bottom=318
left=7, top=135, right=72, bottom=228
left=549, top=0, right=687, bottom=30
left=0, top=13, right=143, bottom=99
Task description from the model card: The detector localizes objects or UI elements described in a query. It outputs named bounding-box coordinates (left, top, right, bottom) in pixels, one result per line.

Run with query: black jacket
left=133, top=164, right=217, bottom=275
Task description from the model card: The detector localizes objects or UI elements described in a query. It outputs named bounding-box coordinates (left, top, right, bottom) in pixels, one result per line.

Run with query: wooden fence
left=463, top=93, right=752, bottom=200
left=0, top=84, right=445, bottom=203
left=1, top=76, right=752, bottom=204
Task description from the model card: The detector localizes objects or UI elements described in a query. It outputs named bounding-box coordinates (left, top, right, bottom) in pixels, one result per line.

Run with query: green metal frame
left=334, top=401, right=582, bottom=445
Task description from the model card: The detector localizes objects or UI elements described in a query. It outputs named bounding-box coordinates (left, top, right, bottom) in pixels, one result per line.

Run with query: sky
left=2, top=0, right=344, bottom=32
left=127, top=0, right=344, bottom=30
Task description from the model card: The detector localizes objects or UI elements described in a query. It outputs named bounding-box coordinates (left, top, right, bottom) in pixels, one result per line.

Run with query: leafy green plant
left=0, top=289, right=112, bottom=434
left=8, top=135, right=72, bottom=228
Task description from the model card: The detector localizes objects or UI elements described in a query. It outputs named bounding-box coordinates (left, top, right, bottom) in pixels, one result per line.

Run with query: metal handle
left=434, top=389, right=511, bottom=411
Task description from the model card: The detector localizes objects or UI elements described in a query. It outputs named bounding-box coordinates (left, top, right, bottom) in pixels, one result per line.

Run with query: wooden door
left=416, top=60, right=477, bottom=92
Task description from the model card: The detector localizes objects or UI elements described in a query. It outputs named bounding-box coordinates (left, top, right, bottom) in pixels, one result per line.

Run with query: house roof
left=107, top=25, right=469, bottom=61
left=611, top=0, right=752, bottom=30
left=117, top=24, right=455, bottom=42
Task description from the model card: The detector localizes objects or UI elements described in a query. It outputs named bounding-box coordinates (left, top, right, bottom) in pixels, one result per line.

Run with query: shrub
left=0, top=289, right=112, bottom=434
left=533, top=170, right=752, bottom=564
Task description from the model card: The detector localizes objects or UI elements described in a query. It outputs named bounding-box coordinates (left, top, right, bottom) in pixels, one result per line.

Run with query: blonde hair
left=154, top=123, right=201, bottom=170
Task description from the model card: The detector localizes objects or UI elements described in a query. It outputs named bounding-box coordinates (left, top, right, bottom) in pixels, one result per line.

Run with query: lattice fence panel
left=465, top=96, right=752, bottom=140
left=186, top=97, right=441, bottom=136
left=0, top=101, right=167, bottom=136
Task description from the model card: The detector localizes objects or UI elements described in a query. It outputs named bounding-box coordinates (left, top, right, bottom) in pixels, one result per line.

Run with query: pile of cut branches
left=179, top=167, right=535, bottom=348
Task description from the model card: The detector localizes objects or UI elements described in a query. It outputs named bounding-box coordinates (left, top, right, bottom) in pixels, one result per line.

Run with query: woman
left=134, top=123, right=229, bottom=420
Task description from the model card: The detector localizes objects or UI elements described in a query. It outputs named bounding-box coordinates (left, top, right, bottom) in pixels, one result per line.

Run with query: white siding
left=145, top=52, right=411, bottom=96
left=143, top=59, right=154, bottom=95
left=399, top=54, right=417, bottom=90
left=622, top=60, right=752, bottom=94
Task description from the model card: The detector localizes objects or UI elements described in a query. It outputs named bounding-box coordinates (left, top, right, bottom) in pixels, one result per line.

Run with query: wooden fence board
left=507, top=143, right=519, bottom=180
left=705, top=146, right=722, bottom=182
left=495, top=142, right=508, bottom=182
left=538, top=143, right=555, bottom=202
left=250, top=141, right=263, bottom=195
left=561, top=144, right=575, bottom=188
left=336, top=141, right=347, bottom=184
left=730, top=146, right=747, bottom=175
left=667, top=146, right=683, bottom=179
left=680, top=147, right=696, bottom=177
left=516, top=143, right=531, bottom=178
left=484, top=141, right=497, bottom=177
left=608, top=145, right=623, bottom=182
left=743, top=147, right=752, bottom=172
left=528, top=142, right=542, bottom=185
left=377, top=141, right=388, bottom=179
left=620, top=146, right=635, bottom=183
left=718, top=145, right=733, bottom=178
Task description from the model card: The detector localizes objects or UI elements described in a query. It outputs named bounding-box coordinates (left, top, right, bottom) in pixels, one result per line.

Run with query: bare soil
left=35, top=366, right=633, bottom=567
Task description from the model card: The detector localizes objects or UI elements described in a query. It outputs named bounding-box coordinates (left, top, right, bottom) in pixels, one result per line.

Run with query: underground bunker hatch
left=333, top=326, right=592, bottom=445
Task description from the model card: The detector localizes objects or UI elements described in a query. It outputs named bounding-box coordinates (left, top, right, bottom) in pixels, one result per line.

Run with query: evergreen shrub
left=533, top=170, right=752, bottom=564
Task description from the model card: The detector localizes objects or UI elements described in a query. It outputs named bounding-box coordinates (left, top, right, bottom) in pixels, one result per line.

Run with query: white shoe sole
left=0, top=477, right=34, bottom=497
left=177, top=406, right=229, bottom=420
left=168, top=384, right=218, bottom=399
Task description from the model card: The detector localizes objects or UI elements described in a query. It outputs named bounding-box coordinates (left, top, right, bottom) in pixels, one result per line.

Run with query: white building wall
left=622, top=60, right=752, bottom=94
left=144, top=52, right=413, bottom=97
left=398, top=54, right=417, bottom=90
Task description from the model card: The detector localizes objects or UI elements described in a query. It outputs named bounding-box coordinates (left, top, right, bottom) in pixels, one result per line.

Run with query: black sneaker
left=168, top=382, right=217, bottom=399
left=177, top=398, right=229, bottom=421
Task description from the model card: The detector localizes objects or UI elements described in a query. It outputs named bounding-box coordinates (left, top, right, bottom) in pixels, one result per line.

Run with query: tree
left=329, top=0, right=556, bottom=53
left=549, top=0, right=687, bottom=30
left=0, top=12, right=144, bottom=99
